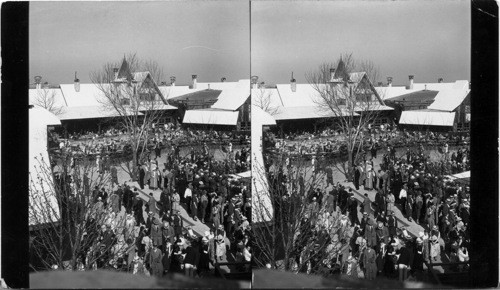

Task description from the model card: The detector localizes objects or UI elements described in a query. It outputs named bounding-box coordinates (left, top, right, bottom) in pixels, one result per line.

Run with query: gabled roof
left=59, top=84, right=106, bottom=107
left=169, top=89, right=222, bottom=102
left=385, top=90, right=439, bottom=103
left=211, top=79, right=250, bottom=111
left=427, top=80, right=470, bottom=112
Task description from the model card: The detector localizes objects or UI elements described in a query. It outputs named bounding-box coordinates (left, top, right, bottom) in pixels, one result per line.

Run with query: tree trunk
left=131, top=153, right=138, bottom=181
left=346, top=151, right=354, bottom=182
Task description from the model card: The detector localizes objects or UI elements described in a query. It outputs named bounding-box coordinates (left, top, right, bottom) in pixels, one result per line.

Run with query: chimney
left=330, top=68, right=336, bottom=82
left=387, top=77, right=393, bottom=87
left=34, top=76, right=42, bottom=89
left=251, top=75, right=258, bottom=89
left=113, top=68, right=119, bottom=81
left=377, top=82, right=383, bottom=87
left=43, top=81, right=49, bottom=89
left=170, top=76, right=176, bottom=87
left=74, top=71, right=80, bottom=92
left=290, top=72, right=296, bottom=92
left=221, top=77, right=226, bottom=82
left=409, top=75, right=414, bottom=90
left=438, top=78, right=443, bottom=83
left=192, top=75, right=197, bottom=89
left=259, top=82, right=266, bottom=89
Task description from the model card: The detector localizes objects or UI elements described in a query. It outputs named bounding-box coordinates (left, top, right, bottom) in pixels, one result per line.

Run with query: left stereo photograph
left=28, top=1, right=252, bottom=288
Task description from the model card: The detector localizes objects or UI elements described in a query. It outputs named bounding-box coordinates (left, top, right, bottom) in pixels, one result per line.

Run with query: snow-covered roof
left=251, top=105, right=276, bottom=126
left=29, top=88, right=67, bottom=107
left=273, top=106, right=357, bottom=121
left=59, top=84, right=107, bottom=107
left=399, top=110, right=456, bottom=126
left=427, top=80, right=470, bottom=112
left=211, top=79, right=250, bottom=111
left=275, top=83, right=323, bottom=107
left=183, top=109, right=239, bottom=125
left=58, top=105, right=144, bottom=120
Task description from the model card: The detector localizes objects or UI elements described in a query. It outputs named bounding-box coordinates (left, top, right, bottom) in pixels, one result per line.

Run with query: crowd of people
left=266, top=125, right=469, bottom=160
left=49, top=124, right=252, bottom=278
left=51, top=125, right=250, bottom=160
left=262, top=124, right=471, bottom=282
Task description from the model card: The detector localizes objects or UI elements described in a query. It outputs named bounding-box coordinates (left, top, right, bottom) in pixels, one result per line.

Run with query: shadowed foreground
left=253, top=269, right=448, bottom=289
left=30, top=270, right=245, bottom=289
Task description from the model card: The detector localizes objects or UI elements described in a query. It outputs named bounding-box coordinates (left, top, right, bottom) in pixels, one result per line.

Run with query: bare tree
left=306, top=53, right=384, bottom=181
left=252, top=151, right=349, bottom=274
left=32, top=87, right=65, bottom=116
left=252, top=85, right=280, bottom=117
left=29, top=153, right=128, bottom=271
left=90, top=53, right=169, bottom=180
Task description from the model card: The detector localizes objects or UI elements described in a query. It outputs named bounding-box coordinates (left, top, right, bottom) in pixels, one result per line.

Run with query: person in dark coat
left=198, top=237, right=210, bottom=275
left=162, top=241, right=172, bottom=274
left=200, top=191, right=209, bottom=223
left=387, top=211, right=398, bottom=237
left=146, top=244, right=163, bottom=277
left=170, top=242, right=184, bottom=273
left=374, top=189, right=386, bottom=217
left=172, top=211, right=183, bottom=237
left=397, top=242, right=411, bottom=282
left=160, top=188, right=171, bottom=217
left=133, top=193, right=145, bottom=226
left=347, top=194, right=360, bottom=225
left=354, top=166, right=361, bottom=190
left=191, top=191, right=200, bottom=221
left=184, top=239, right=200, bottom=277
left=139, top=165, right=146, bottom=190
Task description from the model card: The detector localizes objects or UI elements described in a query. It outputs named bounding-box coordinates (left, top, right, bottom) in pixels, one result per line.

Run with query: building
left=376, top=76, right=470, bottom=131
left=29, top=58, right=177, bottom=133
left=252, top=61, right=394, bottom=133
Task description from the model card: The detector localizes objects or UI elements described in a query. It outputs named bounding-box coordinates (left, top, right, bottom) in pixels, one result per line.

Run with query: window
left=120, top=98, right=130, bottom=105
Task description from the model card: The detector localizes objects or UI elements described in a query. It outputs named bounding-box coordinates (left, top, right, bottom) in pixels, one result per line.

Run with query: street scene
left=251, top=1, right=474, bottom=288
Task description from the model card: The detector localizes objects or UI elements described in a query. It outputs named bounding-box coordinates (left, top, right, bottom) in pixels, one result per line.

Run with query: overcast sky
left=251, top=0, right=470, bottom=86
left=31, top=1, right=470, bottom=87
left=30, top=1, right=250, bottom=85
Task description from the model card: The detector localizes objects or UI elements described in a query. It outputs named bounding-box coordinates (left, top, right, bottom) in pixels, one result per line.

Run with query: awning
left=399, top=110, right=456, bottom=126
left=183, top=109, right=239, bottom=126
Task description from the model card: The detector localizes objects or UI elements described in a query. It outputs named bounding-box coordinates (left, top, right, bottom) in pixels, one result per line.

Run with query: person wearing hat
left=184, top=183, right=193, bottom=215
left=198, top=236, right=210, bottom=275
left=200, top=191, right=209, bottom=224
left=364, top=219, right=377, bottom=248
left=429, top=235, right=440, bottom=262
left=215, top=234, right=226, bottom=261
left=172, top=210, right=183, bottom=238
left=161, top=219, right=175, bottom=249
left=386, top=191, right=395, bottom=214
left=151, top=217, right=163, bottom=250
left=362, top=245, right=377, bottom=280
left=171, top=190, right=181, bottom=213
left=183, top=238, right=200, bottom=277
left=145, top=242, right=164, bottom=277
left=376, top=221, right=390, bottom=246
left=347, top=193, right=360, bottom=225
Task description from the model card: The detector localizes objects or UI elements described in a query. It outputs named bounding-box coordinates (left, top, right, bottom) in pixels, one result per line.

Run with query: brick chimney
left=192, top=75, right=197, bottom=89
left=290, top=72, right=296, bottom=92
left=170, top=76, right=176, bottom=87
left=387, top=77, right=393, bottom=87
left=34, top=76, right=42, bottom=89
left=409, top=75, right=414, bottom=90
left=74, top=71, right=80, bottom=92
left=438, top=78, right=443, bottom=83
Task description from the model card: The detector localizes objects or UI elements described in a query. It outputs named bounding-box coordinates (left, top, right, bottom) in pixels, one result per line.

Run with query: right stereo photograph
left=250, top=0, right=485, bottom=288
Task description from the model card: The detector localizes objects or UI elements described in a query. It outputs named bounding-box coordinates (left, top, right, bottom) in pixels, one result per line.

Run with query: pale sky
left=251, top=0, right=471, bottom=86
left=31, top=1, right=470, bottom=87
left=30, top=1, right=250, bottom=85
